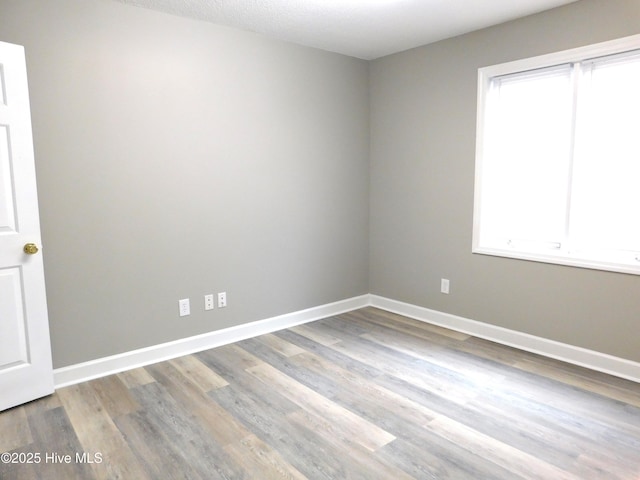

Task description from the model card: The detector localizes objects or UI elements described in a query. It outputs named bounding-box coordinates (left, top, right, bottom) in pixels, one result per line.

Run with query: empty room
left=1, top=0, right=639, bottom=478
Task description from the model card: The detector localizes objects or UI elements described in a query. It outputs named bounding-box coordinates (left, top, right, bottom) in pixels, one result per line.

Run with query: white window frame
left=473, top=34, right=640, bottom=276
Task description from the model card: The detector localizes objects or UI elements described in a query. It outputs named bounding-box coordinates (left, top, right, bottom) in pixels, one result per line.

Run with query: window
left=473, top=34, right=640, bottom=275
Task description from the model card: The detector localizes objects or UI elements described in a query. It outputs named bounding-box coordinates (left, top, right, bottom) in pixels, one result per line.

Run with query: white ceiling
left=111, top=0, right=580, bottom=60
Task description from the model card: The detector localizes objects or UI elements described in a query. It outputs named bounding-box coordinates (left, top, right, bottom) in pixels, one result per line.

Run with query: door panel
left=0, top=41, right=53, bottom=411
left=0, top=267, right=28, bottom=367
left=0, top=125, right=17, bottom=233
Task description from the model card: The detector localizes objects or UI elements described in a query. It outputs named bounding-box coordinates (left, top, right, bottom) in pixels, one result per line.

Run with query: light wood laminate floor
left=1, top=307, right=639, bottom=479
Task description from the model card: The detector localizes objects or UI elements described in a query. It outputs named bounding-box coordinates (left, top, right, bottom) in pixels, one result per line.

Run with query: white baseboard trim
left=54, top=293, right=640, bottom=388
left=53, top=294, right=370, bottom=388
left=370, top=295, right=640, bottom=384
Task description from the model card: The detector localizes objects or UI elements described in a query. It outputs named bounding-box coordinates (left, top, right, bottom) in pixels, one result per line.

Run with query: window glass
left=481, top=66, right=573, bottom=249
left=474, top=37, right=640, bottom=274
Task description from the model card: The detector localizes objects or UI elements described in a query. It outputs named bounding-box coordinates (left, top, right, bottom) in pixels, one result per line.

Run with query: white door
left=0, top=41, right=53, bottom=411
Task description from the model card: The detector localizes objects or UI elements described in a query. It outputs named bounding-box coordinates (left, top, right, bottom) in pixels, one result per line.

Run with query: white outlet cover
left=217, top=292, right=227, bottom=308
left=179, top=298, right=190, bottom=316
left=204, top=294, right=214, bottom=311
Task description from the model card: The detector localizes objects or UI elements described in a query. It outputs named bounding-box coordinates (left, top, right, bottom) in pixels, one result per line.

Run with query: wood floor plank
left=223, top=434, right=308, bottom=480
left=457, top=334, right=539, bottom=367
left=349, top=307, right=472, bottom=341
left=316, top=312, right=373, bottom=337
left=25, top=406, right=97, bottom=480
left=427, top=415, right=584, bottom=480
left=210, top=382, right=381, bottom=480
left=56, top=383, right=151, bottom=480
left=289, top=351, right=436, bottom=429
left=236, top=337, right=346, bottom=400
left=361, top=329, right=508, bottom=386
left=470, top=362, right=640, bottom=444
left=574, top=450, right=640, bottom=480
left=246, top=361, right=396, bottom=452
left=208, top=383, right=334, bottom=479
left=289, top=324, right=343, bottom=346
left=329, top=336, right=480, bottom=405
left=0, top=446, right=40, bottom=480
left=513, top=357, right=640, bottom=408
left=197, top=343, right=264, bottom=377
left=127, top=381, right=247, bottom=480
left=22, top=392, right=61, bottom=416
left=116, top=366, right=155, bottom=389
left=145, top=361, right=253, bottom=447
left=114, top=411, right=204, bottom=480
left=199, top=345, right=302, bottom=417
left=87, top=375, right=139, bottom=419
left=274, top=328, right=385, bottom=379
left=377, top=435, right=526, bottom=480
left=169, top=354, right=229, bottom=392
left=286, top=409, right=416, bottom=480
left=254, top=332, right=306, bottom=357
left=0, top=405, right=32, bottom=452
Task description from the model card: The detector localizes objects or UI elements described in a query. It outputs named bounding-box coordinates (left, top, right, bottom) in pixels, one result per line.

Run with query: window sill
left=472, top=245, right=640, bottom=276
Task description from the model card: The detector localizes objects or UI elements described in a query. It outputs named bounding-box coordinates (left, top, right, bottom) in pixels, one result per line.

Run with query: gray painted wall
left=370, top=0, right=640, bottom=362
left=1, top=0, right=638, bottom=369
left=0, top=0, right=370, bottom=367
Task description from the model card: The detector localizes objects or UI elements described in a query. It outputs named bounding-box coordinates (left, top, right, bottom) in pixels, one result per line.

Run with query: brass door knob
left=23, top=243, right=39, bottom=255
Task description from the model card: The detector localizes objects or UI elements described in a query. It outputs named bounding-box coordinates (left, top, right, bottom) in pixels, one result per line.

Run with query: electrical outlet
left=204, top=294, right=214, bottom=311
left=440, top=279, right=450, bottom=294
left=217, top=292, right=227, bottom=308
left=179, top=298, right=190, bottom=316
